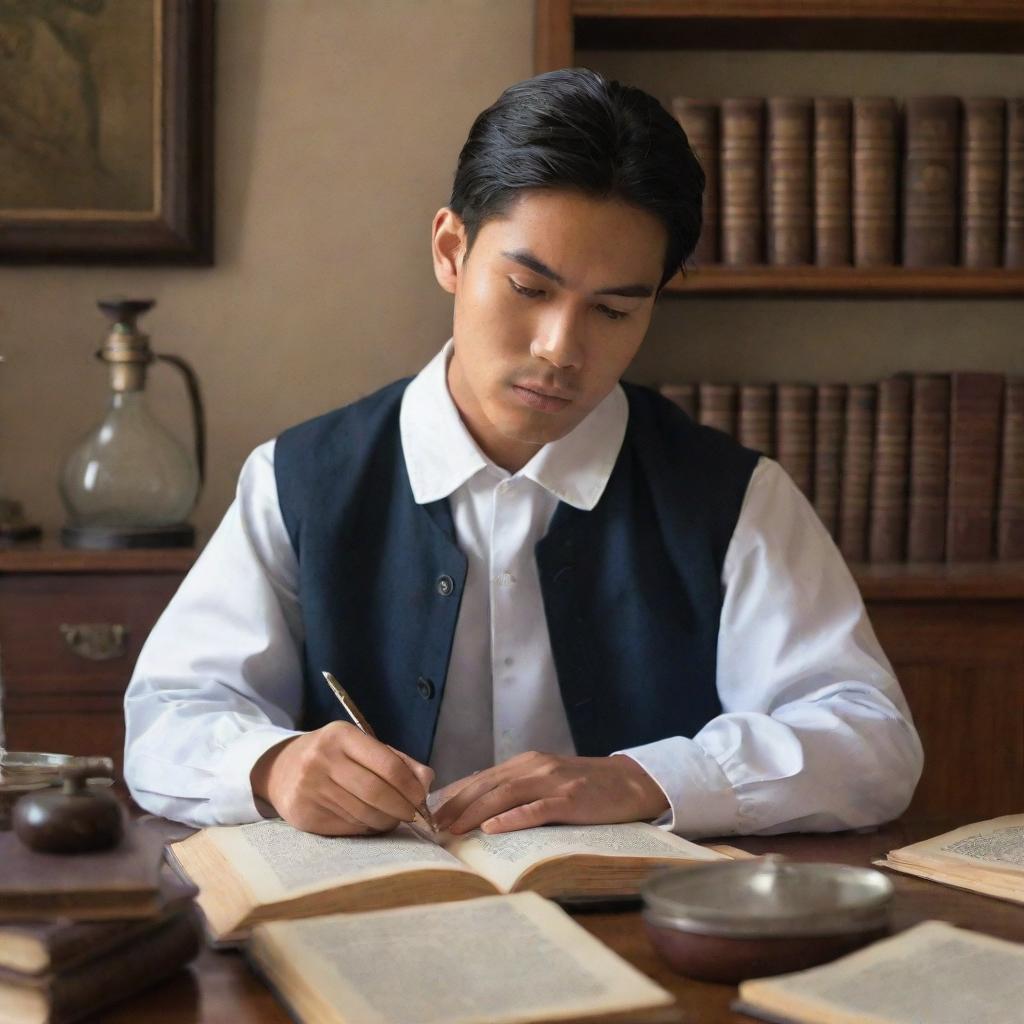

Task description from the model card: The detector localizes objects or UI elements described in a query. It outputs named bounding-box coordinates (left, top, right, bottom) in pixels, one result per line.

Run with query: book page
left=203, top=820, right=472, bottom=903
left=890, top=815, right=1024, bottom=873
left=250, top=892, right=673, bottom=1024
left=445, top=822, right=723, bottom=893
left=739, top=921, right=1024, bottom=1024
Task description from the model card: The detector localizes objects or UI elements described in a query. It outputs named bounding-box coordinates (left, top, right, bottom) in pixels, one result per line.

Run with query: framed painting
left=0, top=0, right=213, bottom=263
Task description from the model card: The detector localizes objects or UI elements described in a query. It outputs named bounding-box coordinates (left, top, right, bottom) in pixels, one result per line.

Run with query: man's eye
left=509, top=279, right=544, bottom=298
left=597, top=304, right=628, bottom=321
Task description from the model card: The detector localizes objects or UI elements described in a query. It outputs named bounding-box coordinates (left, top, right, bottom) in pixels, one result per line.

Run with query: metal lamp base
left=61, top=523, right=195, bottom=550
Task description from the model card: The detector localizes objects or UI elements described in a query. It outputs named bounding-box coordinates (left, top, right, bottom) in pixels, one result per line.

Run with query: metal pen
left=321, top=671, right=438, bottom=832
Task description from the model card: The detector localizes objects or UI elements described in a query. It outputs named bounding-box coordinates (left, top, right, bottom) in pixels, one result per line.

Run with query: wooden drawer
left=0, top=573, right=183, bottom=694
left=0, top=552, right=193, bottom=783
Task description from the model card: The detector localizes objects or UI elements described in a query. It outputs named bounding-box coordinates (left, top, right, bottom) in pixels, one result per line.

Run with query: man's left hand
left=432, top=752, right=670, bottom=834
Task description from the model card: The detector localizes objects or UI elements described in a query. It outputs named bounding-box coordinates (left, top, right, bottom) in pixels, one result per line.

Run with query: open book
left=249, top=892, right=679, bottom=1024
left=876, top=814, right=1024, bottom=904
left=735, top=920, right=1024, bottom=1024
left=169, top=818, right=729, bottom=942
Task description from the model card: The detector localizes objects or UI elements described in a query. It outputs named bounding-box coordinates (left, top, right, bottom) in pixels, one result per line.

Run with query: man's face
left=433, top=189, right=666, bottom=472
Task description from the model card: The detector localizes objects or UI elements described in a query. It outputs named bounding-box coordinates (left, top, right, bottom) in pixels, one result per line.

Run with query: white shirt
left=124, top=342, right=923, bottom=837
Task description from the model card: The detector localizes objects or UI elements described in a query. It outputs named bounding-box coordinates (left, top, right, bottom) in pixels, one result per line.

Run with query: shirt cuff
left=614, top=736, right=741, bottom=838
left=212, top=725, right=303, bottom=824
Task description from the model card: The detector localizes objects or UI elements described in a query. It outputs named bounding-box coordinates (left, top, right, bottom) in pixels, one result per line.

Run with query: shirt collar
left=400, top=339, right=628, bottom=511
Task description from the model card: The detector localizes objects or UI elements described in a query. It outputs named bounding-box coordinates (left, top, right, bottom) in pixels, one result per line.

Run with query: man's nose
left=530, top=307, right=584, bottom=370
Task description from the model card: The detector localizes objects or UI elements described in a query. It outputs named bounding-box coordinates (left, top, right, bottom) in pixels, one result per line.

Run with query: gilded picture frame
left=0, top=0, right=213, bottom=263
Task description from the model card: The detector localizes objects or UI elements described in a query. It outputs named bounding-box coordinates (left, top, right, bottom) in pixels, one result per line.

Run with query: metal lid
left=641, top=856, right=893, bottom=938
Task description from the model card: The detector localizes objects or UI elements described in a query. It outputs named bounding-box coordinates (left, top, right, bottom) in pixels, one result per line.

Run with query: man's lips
left=511, top=383, right=573, bottom=412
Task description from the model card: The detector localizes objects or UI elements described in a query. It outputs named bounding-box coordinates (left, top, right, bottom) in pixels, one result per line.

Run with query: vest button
left=436, top=574, right=455, bottom=596
left=416, top=676, right=436, bottom=700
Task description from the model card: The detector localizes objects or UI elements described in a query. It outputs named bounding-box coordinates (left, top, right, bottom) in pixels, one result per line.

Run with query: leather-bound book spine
left=720, top=98, right=765, bottom=266
left=1005, top=99, right=1024, bottom=267
left=660, top=383, right=697, bottom=420
left=838, top=383, right=877, bottom=564
left=766, top=97, right=813, bottom=265
left=852, top=98, right=899, bottom=266
left=697, top=382, right=738, bottom=438
left=775, top=383, right=815, bottom=499
left=738, top=384, right=774, bottom=456
left=0, top=909, right=200, bottom=1024
left=902, top=96, right=960, bottom=267
left=868, top=375, right=912, bottom=563
left=946, top=372, right=1004, bottom=562
left=813, top=383, right=847, bottom=538
left=960, top=98, right=1005, bottom=268
left=673, top=98, right=719, bottom=266
left=813, top=98, right=852, bottom=266
left=997, top=377, right=1024, bottom=560
left=907, top=374, right=951, bottom=563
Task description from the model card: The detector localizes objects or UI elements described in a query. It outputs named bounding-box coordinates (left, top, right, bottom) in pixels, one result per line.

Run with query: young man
left=124, top=69, right=923, bottom=838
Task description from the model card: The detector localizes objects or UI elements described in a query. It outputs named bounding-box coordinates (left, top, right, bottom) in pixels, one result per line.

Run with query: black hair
left=449, top=67, right=704, bottom=291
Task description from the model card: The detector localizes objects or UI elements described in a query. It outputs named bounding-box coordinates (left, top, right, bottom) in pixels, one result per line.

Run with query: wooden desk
left=95, top=819, right=1024, bottom=1023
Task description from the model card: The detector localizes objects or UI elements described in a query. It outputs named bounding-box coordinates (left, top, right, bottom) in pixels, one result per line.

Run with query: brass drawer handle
left=60, top=624, right=128, bottom=661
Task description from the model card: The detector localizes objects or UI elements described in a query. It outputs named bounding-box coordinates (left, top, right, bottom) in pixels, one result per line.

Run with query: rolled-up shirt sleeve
left=618, top=457, right=924, bottom=838
left=124, top=440, right=305, bottom=826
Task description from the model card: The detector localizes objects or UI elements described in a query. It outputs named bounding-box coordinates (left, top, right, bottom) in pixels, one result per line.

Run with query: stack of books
left=0, top=823, right=200, bottom=1024
left=673, top=95, right=1024, bottom=269
left=660, top=373, right=1024, bottom=564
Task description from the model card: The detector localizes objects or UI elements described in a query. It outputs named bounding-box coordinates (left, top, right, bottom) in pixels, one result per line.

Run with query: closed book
left=947, top=371, right=1004, bottom=562
left=902, top=96, right=960, bottom=267
left=766, top=97, right=813, bottom=265
left=1005, top=99, right=1024, bottom=267
left=868, top=375, right=913, bottom=563
left=697, top=382, right=738, bottom=438
left=659, top=383, right=697, bottom=420
left=720, top=98, right=764, bottom=266
left=737, top=384, right=774, bottom=455
left=852, top=98, right=899, bottom=266
left=0, top=869, right=196, bottom=976
left=673, top=98, right=719, bottom=265
left=960, top=98, right=1005, bottom=268
left=0, top=908, right=201, bottom=1024
left=837, top=383, right=877, bottom=563
left=907, top=374, right=951, bottom=563
left=997, top=377, right=1024, bottom=559
left=0, top=817, right=164, bottom=922
left=813, top=97, right=852, bottom=266
left=775, top=384, right=815, bottom=499
left=812, top=383, right=846, bottom=538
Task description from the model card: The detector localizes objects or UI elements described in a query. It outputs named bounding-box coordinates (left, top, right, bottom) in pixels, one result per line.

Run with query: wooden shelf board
left=568, top=3, right=1024, bottom=53
left=663, top=266, right=1024, bottom=297
left=0, top=543, right=198, bottom=574
left=853, top=562, right=1024, bottom=600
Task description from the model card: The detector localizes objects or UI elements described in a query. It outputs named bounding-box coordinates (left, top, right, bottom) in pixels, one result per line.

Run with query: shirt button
left=436, top=574, right=454, bottom=597
left=416, top=676, right=436, bottom=700
left=504, top=656, right=514, bottom=667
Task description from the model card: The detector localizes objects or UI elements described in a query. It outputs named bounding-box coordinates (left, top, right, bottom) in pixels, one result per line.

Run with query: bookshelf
left=535, top=0, right=1024, bottom=297
left=535, top=1, right=1024, bottom=819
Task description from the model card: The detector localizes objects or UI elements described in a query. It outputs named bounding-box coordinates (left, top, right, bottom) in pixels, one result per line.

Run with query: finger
left=326, top=757, right=420, bottom=825
left=434, top=765, right=511, bottom=830
left=446, top=777, right=542, bottom=835
left=287, top=795, right=378, bottom=837
left=388, top=746, right=435, bottom=797
left=481, top=796, right=576, bottom=834
left=332, top=729, right=433, bottom=814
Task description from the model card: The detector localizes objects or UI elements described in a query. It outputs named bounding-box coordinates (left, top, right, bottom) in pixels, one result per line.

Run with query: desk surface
left=96, top=819, right=1024, bottom=1024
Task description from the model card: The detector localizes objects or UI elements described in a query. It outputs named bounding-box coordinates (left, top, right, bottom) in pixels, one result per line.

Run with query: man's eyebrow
left=500, top=249, right=655, bottom=299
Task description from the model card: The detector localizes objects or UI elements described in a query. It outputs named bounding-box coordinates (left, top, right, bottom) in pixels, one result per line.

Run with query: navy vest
left=274, top=379, right=759, bottom=765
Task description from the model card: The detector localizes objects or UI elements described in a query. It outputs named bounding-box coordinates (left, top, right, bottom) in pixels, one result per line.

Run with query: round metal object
left=641, top=856, right=894, bottom=983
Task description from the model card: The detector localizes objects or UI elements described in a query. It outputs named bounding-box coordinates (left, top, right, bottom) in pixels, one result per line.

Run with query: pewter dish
left=641, top=856, right=893, bottom=983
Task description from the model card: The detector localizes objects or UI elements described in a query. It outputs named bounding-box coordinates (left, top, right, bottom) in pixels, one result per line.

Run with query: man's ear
left=431, top=207, right=467, bottom=296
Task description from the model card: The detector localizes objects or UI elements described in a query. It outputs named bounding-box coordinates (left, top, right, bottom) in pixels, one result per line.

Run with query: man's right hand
left=249, top=722, right=434, bottom=836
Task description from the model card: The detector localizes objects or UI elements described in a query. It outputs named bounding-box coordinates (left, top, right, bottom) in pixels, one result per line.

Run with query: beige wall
left=1, top=3, right=1022, bottom=539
